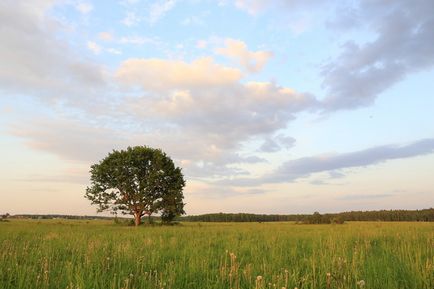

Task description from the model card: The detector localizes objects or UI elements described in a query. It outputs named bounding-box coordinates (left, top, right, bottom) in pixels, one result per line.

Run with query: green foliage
left=179, top=208, right=434, bottom=223
left=85, top=146, right=185, bottom=225
left=0, top=220, right=433, bottom=289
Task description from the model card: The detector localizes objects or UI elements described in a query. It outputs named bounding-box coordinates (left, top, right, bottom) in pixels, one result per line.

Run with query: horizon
left=1, top=0, right=434, bottom=216
left=5, top=207, right=434, bottom=218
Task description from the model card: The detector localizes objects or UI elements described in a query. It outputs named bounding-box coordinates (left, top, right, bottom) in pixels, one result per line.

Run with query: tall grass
left=0, top=220, right=432, bottom=289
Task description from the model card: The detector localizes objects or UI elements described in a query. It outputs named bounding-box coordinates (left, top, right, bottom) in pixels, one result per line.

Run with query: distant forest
left=4, top=208, right=433, bottom=223
left=179, top=208, right=434, bottom=223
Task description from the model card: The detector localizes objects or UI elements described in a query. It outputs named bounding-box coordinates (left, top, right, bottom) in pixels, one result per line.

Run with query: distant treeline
left=7, top=214, right=116, bottom=220
left=3, top=208, right=433, bottom=223
left=178, top=208, right=434, bottom=223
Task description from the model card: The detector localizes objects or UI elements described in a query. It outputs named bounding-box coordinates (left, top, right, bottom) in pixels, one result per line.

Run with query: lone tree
left=85, top=146, right=185, bottom=226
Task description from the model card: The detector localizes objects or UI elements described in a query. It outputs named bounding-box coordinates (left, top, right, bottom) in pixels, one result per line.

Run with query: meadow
left=0, top=220, right=432, bottom=289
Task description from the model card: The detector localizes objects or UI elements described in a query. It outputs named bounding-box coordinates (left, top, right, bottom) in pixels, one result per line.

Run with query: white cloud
left=0, top=1, right=108, bottom=110
left=87, top=41, right=101, bottom=54
left=215, top=39, right=273, bottom=73
left=10, top=118, right=129, bottom=163
left=115, top=57, right=317, bottom=178
left=106, top=48, right=122, bottom=55
left=148, top=0, right=177, bottom=25
left=1, top=0, right=313, bottom=181
left=122, top=11, right=140, bottom=26
left=181, top=11, right=209, bottom=26
left=181, top=15, right=204, bottom=26
left=219, top=138, right=434, bottom=186
left=75, top=2, right=93, bottom=14
left=2, top=0, right=434, bottom=213
left=116, top=57, right=242, bottom=91
left=323, top=0, right=434, bottom=110
left=88, top=40, right=121, bottom=55
left=196, top=40, right=208, bottom=49
left=234, top=0, right=268, bottom=15
left=119, top=35, right=160, bottom=46
left=98, top=31, right=113, bottom=41
left=195, top=36, right=223, bottom=50
left=234, top=0, right=327, bottom=16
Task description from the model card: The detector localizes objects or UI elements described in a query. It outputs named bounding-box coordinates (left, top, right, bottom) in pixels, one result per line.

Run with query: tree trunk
left=148, top=213, right=152, bottom=224
left=134, top=213, right=141, bottom=226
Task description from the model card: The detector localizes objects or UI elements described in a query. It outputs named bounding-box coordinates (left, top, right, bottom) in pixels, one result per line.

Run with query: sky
left=1, top=0, right=434, bottom=216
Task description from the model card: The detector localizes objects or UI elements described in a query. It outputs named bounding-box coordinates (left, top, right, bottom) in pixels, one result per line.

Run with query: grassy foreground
left=0, top=220, right=432, bottom=289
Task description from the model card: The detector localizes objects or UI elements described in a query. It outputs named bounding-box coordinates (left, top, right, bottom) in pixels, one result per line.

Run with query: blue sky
left=1, top=0, right=433, bottom=215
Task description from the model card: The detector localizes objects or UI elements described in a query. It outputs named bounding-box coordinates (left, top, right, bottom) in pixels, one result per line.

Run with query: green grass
left=0, top=220, right=432, bottom=289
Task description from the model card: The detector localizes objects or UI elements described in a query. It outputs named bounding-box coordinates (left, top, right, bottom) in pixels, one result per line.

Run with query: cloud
left=7, top=44, right=315, bottom=180
left=259, top=135, right=296, bottom=152
left=259, top=138, right=280, bottom=153
left=181, top=16, right=204, bottom=26
left=0, top=2, right=315, bottom=181
left=118, top=58, right=317, bottom=139
left=106, top=48, right=122, bottom=55
left=120, top=74, right=316, bottom=140
left=88, top=41, right=121, bottom=55
left=215, top=39, right=273, bottom=73
left=87, top=41, right=101, bottom=54
left=234, top=0, right=327, bottom=16
left=9, top=115, right=265, bottom=179
left=121, top=0, right=140, bottom=4
left=196, top=40, right=208, bottom=49
left=148, top=0, right=177, bottom=25
left=271, top=138, right=434, bottom=182
left=120, top=0, right=177, bottom=27
left=234, top=0, right=269, bottom=15
left=15, top=170, right=90, bottom=185
left=0, top=1, right=109, bottom=111
left=231, top=0, right=434, bottom=110
left=181, top=10, right=209, bottom=26
left=336, top=193, right=393, bottom=201
left=75, top=2, right=93, bottom=14
left=10, top=118, right=130, bottom=163
left=114, top=56, right=316, bottom=178
left=119, top=35, right=160, bottom=46
left=221, top=138, right=434, bottom=186
left=323, top=0, right=434, bottom=110
left=121, top=11, right=140, bottom=26
left=116, top=57, right=242, bottom=91
left=98, top=31, right=113, bottom=41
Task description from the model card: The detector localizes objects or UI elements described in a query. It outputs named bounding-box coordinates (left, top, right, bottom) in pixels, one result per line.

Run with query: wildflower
left=256, top=276, right=263, bottom=281
left=357, top=280, right=365, bottom=287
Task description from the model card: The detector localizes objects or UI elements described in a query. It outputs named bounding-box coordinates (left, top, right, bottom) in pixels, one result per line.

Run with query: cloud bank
left=221, top=138, right=434, bottom=186
left=323, top=0, right=434, bottom=110
left=2, top=0, right=434, bottom=201
left=215, top=39, right=273, bottom=73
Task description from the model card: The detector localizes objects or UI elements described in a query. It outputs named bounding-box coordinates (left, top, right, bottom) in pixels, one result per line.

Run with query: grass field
left=0, top=220, right=432, bottom=289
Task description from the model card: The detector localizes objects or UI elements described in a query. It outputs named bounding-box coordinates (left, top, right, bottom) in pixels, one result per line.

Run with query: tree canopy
left=85, top=146, right=185, bottom=226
